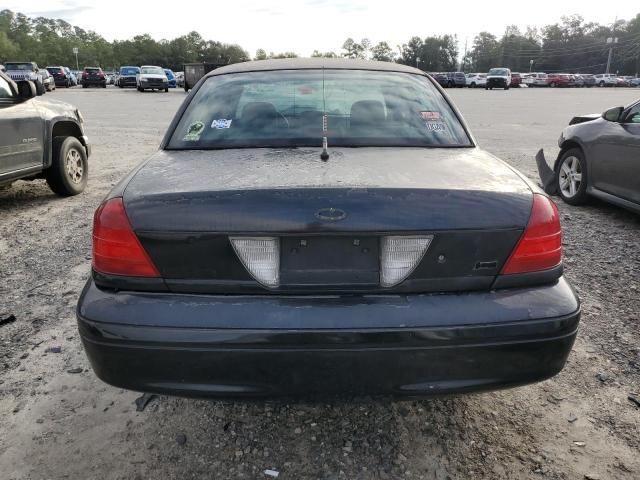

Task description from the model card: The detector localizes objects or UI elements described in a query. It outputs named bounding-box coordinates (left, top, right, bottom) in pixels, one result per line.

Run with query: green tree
left=371, top=41, right=395, bottom=62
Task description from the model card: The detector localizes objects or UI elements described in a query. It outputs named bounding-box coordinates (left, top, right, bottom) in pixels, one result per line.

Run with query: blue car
left=164, top=68, right=177, bottom=88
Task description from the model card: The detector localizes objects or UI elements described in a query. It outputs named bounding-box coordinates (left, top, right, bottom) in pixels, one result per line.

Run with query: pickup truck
left=0, top=71, right=90, bottom=196
left=4, top=61, right=46, bottom=95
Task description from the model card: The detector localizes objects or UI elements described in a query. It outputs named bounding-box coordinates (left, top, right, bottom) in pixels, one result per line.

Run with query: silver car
left=536, top=99, right=640, bottom=213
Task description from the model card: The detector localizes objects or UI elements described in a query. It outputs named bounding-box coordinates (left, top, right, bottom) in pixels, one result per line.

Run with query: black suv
left=0, top=71, right=90, bottom=196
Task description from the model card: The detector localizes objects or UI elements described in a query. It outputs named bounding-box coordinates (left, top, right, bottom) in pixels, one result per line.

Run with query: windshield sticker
left=420, top=111, right=441, bottom=121
left=425, top=122, right=446, bottom=132
left=183, top=121, right=205, bottom=141
left=211, top=119, right=233, bottom=129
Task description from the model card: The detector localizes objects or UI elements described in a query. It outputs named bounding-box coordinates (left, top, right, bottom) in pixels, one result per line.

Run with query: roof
left=206, top=58, right=426, bottom=78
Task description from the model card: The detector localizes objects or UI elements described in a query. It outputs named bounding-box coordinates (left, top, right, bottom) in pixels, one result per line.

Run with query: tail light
left=380, top=236, right=433, bottom=287
left=230, top=237, right=280, bottom=288
left=82, top=72, right=87, bottom=78
left=501, top=194, right=562, bottom=275
left=92, top=197, right=160, bottom=277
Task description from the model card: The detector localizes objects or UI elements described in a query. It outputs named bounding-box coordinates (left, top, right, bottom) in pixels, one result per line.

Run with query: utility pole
left=605, top=16, right=618, bottom=74
left=529, top=59, right=534, bottom=73
left=460, top=38, right=468, bottom=72
left=73, top=47, right=79, bottom=71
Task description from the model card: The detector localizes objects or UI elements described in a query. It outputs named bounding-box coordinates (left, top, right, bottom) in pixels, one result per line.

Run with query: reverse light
left=92, top=197, right=160, bottom=277
left=230, top=237, right=280, bottom=288
left=380, top=236, right=433, bottom=287
left=501, top=194, right=562, bottom=275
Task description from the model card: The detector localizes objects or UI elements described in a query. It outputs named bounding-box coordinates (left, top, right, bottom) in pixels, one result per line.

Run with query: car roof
left=206, top=58, right=426, bottom=78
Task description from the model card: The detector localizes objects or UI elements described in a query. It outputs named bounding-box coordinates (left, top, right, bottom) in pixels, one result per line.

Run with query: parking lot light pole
left=73, top=47, right=79, bottom=71
left=529, top=60, right=534, bottom=73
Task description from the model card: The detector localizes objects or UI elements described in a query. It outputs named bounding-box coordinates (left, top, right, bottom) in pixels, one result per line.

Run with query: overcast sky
left=9, top=0, right=639, bottom=57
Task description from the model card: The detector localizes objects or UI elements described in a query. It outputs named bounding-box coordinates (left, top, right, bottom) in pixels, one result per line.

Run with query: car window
left=141, top=67, right=164, bottom=75
left=0, top=76, right=13, bottom=99
left=625, top=104, right=640, bottom=124
left=168, top=69, right=472, bottom=149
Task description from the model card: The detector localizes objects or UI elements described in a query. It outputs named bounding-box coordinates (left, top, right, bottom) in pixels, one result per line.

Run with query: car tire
left=82, top=84, right=87, bottom=88
left=165, top=87, right=169, bottom=92
left=599, top=81, right=605, bottom=87
left=470, top=82, right=476, bottom=88
left=138, top=87, right=143, bottom=92
left=556, top=148, right=588, bottom=205
left=35, top=80, right=45, bottom=95
left=45, top=137, right=88, bottom=196
left=505, top=86, right=509, bottom=90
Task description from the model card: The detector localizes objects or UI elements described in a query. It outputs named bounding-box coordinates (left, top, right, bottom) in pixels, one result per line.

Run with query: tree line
left=1, top=9, right=639, bottom=75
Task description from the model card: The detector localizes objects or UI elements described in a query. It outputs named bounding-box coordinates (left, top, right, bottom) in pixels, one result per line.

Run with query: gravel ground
left=1, top=86, right=639, bottom=480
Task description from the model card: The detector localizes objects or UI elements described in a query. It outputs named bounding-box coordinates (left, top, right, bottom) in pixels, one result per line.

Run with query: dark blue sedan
left=77, top=59, right=580, bottom=398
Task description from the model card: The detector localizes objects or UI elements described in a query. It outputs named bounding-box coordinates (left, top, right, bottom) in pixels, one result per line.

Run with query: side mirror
left=16, top=80, right=37, bottom=100
left=603, top=106, right=624, bottom=122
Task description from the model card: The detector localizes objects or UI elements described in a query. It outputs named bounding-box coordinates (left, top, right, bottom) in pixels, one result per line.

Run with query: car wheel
left=599, top=81, right=605, bottom=87
left=138, top=87, right=143, bottom=92
left=556, top=148, right=588, bottom=205
left=505, top=86, right=509, bottom=90
left=165, top=87, right=169, bottom=92
left=35, top=80, right=45, bottom=95
left=470, top=82, right=476, bottom=88
left=45, top=137, right=88, bottom=196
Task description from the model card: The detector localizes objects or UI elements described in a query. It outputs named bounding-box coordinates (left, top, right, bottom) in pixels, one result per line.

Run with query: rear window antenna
left=320, top=67, right=329, bottom=161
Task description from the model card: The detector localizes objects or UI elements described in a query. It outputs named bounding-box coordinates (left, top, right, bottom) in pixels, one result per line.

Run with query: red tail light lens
left=501, top=194, right=562, bottom=275
left=92, top=197, right=160, bottom=277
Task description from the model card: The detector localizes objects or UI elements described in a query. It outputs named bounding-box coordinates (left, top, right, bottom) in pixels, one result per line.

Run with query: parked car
left=46, top=66, right=72, bottom=88
left=486, top=67, right=511, bottom=90
left=510, top=72, right=522, bottom=88
left=77, top=58, right=579, bottom=399
left=593, top=73, right=617, bottom=87
left=137, top=65, right=169, bottom=92
left=4, top=61, right=45, bottom=95
left=39, top=69, right=55, bottom=92
left=164, top=68, right=177, bottom=88
left=631, top=77, right=640, bottom=87
left=444, top=72, right=466, bottom=88
left=429, top=72, right=448, bottom=88
left=0, top=71, right=90, bottom=195
left=0, top=64, right=4, bottom=72
left=536, top=99, right=640, bottom=212
left=175, top=71, right=185, bottom=88
left=524, top=72, right=549, bottom=87
left=117, top=66, right=140, bottom=88
left=615, top=76, right=631, bottom=87
left=82, top=67, right=107, bottom=88
left=547, top=74, right=573, bottom=88
left=577, top=74, right=596, bottom=87
left=465, top=73, right=486, bottom=88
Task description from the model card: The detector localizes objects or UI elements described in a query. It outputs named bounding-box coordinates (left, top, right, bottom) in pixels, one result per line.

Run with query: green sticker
left=183, top=121, right=205, bottom=141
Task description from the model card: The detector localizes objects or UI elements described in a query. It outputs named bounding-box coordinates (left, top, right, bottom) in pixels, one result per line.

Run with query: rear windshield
left=168, top=69, right=471, bottom=149
left=5, top=63, right=33, bottom=71
left=141, top=66, right=164, bottom=75
left=46, top=67, right=62, bottom=73
left=85, top=68, right=100, bottom=73
left=120, top=67, right=140, bottom=75
left=489, top=68, right=509, bottom=76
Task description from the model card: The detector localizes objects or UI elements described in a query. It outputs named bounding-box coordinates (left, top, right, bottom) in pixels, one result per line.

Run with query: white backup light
left=380, top=236, right=433, bottom=287
left=230, top=237, right=280, bottom=288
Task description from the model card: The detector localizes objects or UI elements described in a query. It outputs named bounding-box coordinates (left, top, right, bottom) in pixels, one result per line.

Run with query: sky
left=8, top=0, right=640, bottom=58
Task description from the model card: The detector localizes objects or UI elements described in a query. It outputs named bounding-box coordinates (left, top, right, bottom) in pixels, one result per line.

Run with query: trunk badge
left=315, top=207, right=347, bottom=221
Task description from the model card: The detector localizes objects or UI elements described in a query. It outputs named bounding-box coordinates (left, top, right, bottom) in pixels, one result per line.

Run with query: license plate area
left=280, top=237, right=379, bottom=286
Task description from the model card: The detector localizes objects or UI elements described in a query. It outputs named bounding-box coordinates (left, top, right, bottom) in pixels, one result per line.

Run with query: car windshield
left=5, top=63, right=33, bottom=71
left=141, top=67, right=163, bottom=75
left=489, top=68, right=509, bottom=76
left=121, top=67, right=140, bottom=75
left=168, top=69, right=471, bottom=149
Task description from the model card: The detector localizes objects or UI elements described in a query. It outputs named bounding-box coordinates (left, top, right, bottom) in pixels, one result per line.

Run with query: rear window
left=120, top=67, right=140, bottom=75
left=85, top=68, right=100, bottom=73
left=141, top=66, right=164, bottom=75
left=168, top=69, right=471, bottom=149
left=46, top=67, right=62, bottom=74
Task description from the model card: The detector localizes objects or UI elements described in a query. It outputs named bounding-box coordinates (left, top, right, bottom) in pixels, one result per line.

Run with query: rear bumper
left=77, top=278, right=580, bottom=398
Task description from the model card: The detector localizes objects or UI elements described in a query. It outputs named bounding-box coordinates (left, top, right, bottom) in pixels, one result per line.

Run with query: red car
left=547, top=74, right=573, bottom=88
left=510, top=72, right=522, bottom=87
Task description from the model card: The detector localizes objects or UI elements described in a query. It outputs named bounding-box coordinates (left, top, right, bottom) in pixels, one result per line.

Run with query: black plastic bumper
left=77, top=278, right=580, bottom=398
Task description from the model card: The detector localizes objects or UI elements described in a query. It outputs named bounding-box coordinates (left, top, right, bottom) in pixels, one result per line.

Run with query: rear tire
left=45, top=137, right=88, bottom=196
left=556, top=148, right=588, bottom=205
left=35, top=80, right=45, bottom=95
left=165, top=87, right=169, bottom=92
left=137, top=86, right=143, bottom=92
left=599, top=81, right=605, bottom=87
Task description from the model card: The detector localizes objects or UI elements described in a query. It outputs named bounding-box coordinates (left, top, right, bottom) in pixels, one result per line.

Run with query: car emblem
left=315, top=207, right=347, bottom=221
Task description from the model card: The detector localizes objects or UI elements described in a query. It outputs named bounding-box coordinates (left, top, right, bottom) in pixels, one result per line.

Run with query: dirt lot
left=1, top=86, right=639, bottom=480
